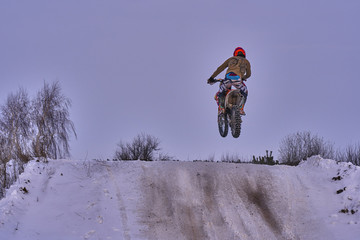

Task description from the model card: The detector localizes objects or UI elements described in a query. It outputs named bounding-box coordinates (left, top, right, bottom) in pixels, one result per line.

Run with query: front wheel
left=230, top=107, right=242, bottom=138
left=218, top=112, right=228, bottom=137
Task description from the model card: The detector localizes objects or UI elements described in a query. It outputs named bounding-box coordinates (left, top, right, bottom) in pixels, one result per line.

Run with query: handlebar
left=207, top=78, right=246, bottom=85
left=207, top=78, right=222, bottom=85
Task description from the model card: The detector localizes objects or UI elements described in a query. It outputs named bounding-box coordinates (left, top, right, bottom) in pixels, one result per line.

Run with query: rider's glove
left=207, top=77, right=216, bottom=85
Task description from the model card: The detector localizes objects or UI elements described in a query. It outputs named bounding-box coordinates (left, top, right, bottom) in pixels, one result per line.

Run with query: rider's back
left=211, top=56, right=251, bottom=80
left=227, top=56, right=251, bottom=79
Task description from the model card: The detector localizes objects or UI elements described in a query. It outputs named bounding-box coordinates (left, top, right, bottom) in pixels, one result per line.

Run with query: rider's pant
left=216, top=72, right=248, bottom=106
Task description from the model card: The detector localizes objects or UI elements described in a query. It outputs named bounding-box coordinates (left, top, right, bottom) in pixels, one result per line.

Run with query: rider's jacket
left=211, top=56, right=251, bottom=80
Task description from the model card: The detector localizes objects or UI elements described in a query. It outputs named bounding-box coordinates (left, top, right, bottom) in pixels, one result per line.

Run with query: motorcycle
left=208, top=79, right=245, bottom=138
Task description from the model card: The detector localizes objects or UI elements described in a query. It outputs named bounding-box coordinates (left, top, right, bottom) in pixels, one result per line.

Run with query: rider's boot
left=239, top=94, right=247, bottom=116
left=240, top=103, right=246, bottom=115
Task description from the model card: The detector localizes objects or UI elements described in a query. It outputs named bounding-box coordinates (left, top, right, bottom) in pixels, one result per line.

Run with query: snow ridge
left=0, top=157, right=359, bottom=240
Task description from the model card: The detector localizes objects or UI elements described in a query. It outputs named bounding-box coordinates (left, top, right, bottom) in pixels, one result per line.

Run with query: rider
left=208, top=47, right=251, bottom=115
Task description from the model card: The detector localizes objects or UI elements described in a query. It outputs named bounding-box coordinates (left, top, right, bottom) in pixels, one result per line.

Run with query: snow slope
left=0, top=156, right=359, bottom=240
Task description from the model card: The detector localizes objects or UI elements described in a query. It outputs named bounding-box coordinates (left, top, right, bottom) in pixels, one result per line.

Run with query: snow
left=0, top=156, right=359, bottom=240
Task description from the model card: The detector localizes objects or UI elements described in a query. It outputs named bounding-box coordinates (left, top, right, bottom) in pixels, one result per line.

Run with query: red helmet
left=233, top=47, right=246, bottom=57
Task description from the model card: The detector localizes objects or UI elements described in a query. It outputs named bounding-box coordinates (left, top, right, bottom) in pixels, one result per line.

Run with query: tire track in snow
left=140, top=162, right=312, bottom=240
left=106, top=165, right=131, bottom=240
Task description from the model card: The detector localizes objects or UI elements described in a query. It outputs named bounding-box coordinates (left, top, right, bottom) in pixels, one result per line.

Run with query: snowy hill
left=0, top=156, right=359, bottom=240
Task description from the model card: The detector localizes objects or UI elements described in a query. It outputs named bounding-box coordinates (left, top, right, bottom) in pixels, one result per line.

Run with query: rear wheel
left=218, top=112, right=228, bottom=137
left=230, top=107, right=242, bottom=138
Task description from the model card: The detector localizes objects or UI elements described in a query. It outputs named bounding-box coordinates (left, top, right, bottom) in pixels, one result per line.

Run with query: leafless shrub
left=207, top=153, right=215, bottom=162
left=221, top=152, right=243, bottom=163
left=279, top=131, right=335, bottom=165
left=253, top=150, right=278, bottom=165
left=336, top=143, right=360, bottom=166
left=115, top=133, right=161, bottom=161
left=158, top=152, right=175, bottom=161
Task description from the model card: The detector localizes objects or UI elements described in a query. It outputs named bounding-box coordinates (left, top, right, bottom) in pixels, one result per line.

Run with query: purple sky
left=1, top=0, right=359, bottom=161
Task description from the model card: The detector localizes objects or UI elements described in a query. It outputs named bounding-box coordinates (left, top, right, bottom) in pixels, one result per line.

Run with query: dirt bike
left=208, top=79, right=245, bottom=138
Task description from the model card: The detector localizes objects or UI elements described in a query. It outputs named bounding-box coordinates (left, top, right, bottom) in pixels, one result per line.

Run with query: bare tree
left=32, top=81, right=77, bottom=159
left=0, top=88, right=32, bottom=162
left=0, top=89, right=32, bottom=198
left=0, top=134, right=6, bottom=162
left=279, top=131, right=334, bottom=165
left=0, top=134, right=8, bottom=198
left=115, top=133, right=161, bottom=161
left=0, top=82, right=77, bottom=198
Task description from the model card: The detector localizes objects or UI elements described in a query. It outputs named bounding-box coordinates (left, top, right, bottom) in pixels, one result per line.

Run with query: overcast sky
left=1, top=0, right=359, bottom=161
